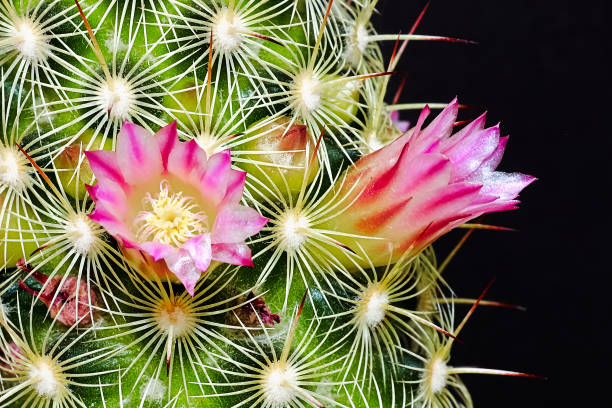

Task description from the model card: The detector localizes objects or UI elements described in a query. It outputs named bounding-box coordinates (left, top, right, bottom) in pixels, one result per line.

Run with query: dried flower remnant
left=17, top=259, right=98, bottom=327
left=231, top=291, right=281, bottom=327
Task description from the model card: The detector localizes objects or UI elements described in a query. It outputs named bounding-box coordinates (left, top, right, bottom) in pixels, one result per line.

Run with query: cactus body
left=0, top=1, right=535, bottom=407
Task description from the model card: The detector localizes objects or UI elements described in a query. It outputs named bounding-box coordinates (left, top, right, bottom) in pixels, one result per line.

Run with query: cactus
left=0, top=1, right=537, bottom=407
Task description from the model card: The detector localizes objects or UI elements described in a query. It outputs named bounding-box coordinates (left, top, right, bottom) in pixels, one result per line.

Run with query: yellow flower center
left=135, top=180, right=208, bottom=246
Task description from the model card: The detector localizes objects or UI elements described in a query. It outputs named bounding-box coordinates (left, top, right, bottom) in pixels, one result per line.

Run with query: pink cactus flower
left=323, top=99, right=535, bottom=267
left=85, top=121, right=267, bottom=295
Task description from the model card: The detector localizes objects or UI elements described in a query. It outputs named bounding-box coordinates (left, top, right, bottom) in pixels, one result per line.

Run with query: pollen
left=358, top=284, right=389, bottom=328
left=96, top=76, right=135, bottom=120
left=213, top=7, right=245, bottom=53
left=262, top=362, right=299, bottom=407
left=135, top=180, right=208, bottom=247
left=0, top=146, right=31, bottom=193
left=9, top=17, right=48, bottom=63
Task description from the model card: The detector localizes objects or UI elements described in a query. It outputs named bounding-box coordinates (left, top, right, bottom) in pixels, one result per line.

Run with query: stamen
left=134, top=180, right=208, bottom=246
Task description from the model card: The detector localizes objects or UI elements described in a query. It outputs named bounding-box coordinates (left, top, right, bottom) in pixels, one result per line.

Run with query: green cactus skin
left=0, top=1, right=533, bottom=407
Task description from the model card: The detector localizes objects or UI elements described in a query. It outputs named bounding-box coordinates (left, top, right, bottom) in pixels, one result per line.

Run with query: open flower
left=85, top=121, right=267, bottom=295
left=321, top=99, right=535, bottom=267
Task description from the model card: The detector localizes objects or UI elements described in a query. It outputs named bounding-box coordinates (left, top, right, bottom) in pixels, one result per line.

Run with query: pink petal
left=413, top=99, right=458, bottom=150
left=182, top=234, right=212, bottom=272
left=477, top=172, right=537, bottom=200
left=442, top=112, right=487, bottom=152
left=211, top=243, right=253, bottom=266
left=87, top=181, right=128, bottom=218
left=88, top=209, right=131, bottom=239
left=116, top=122, right=162, bottom=184
left=475, top=136, right=508, bottom=175
left=356, top=145, right=451, bottom=206
left=84, top=150, right=126, bottom=189
left=386, top=184, right=483, bottom=242
left=413, top=212, right=475, bottom=248
left=156, top=121, right=177, bottom=171
left=444, top=125, right=501, bottom=182
left=118, top=236, right=140, bottom=249
left=212, top=205, right=267, bottom=244
left=222, top=170, right=247, bottom=205
left=163, top=248, right=203, bottom=296
left=353, top=107, right=428, bottom=172
left=140, top=242, right=174, bottom=261
left=167, top=139, right=207, bottom=181
left=475, top=200, right=520, bottom=214
left=415, top=183, right=483, bottom=218
left=85, top=184, right=98, bottom=201
left=199, top=150, right=231, bottom=205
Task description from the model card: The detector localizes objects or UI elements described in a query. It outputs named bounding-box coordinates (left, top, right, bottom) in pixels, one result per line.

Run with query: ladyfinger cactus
left=0, top=1, right=536, bottom=407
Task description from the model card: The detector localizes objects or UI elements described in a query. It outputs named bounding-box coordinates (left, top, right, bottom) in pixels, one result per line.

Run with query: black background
left=376, top=1, right=608, bottom=407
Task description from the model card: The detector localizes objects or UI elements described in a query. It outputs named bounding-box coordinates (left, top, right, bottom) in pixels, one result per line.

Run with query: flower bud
left=320, top=100, right=535, bottom=268
left=0, top=193, right=41, bottom=267
left=239, top=117, right=319, bottom=199
left=53, top=129, right=112, bottom=200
